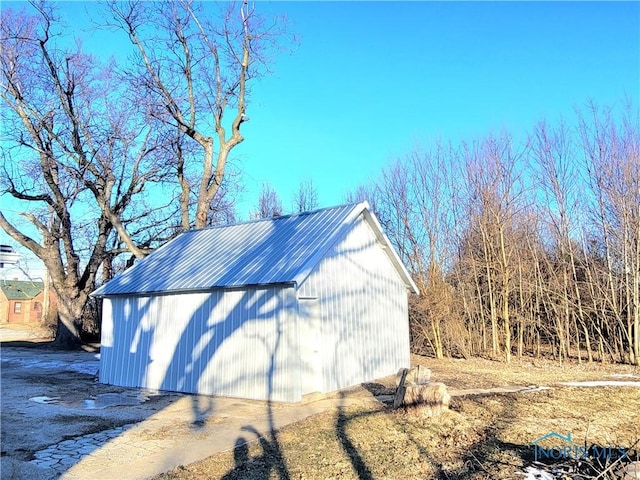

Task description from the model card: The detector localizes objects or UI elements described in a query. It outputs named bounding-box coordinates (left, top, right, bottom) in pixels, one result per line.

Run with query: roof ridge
left=0, top=279, right=44, bottom=286
left=185, top=202, right=363, bottom=233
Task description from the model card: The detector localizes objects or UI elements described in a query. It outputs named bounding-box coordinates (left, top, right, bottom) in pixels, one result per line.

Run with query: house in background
left=92, top=202, right=419, bottom=402
left=0, top=280, right=46, bottom=324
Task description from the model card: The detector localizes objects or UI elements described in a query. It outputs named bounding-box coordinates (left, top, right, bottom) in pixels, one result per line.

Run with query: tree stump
left=394, top=367, right=449, bottom=417
left=402, top=383, right=450, bottom=417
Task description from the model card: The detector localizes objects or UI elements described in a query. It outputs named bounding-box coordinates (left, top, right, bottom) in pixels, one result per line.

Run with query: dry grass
left=156, top=356, right=640, bottom=480
left=412, top=354, right=640, bottom=389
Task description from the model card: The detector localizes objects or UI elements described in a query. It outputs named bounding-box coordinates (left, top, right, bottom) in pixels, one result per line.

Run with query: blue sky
left=233, top=1, right=638, bottom=213
left=1, top=1, right=639, bottom=278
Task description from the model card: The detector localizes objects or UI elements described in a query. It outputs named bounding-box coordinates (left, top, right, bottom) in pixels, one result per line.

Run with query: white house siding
left=100, top=285, right=301, bottom=402
left=298, top=215, right=411, bottom=395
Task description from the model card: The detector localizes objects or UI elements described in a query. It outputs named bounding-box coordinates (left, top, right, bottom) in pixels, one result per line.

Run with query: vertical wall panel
left=299, top=215, right=410, bottom=395
left=100, top=285, right=301, bottom=402
left=99, top=298, right=114, bottom=385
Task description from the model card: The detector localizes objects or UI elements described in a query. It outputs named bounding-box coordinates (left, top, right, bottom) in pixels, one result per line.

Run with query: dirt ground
left=0, top=330, right=183, bottom=480
left=0, top=326, right=379, bottom=480
left=2, top=324, right=640, bottom=480
left=158, top=356, right=640, bottom=480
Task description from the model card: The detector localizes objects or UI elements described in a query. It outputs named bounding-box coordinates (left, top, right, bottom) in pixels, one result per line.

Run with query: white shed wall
left=100, top=285, right=301, bottom=402
left=298, top=215, right=411, bottom=395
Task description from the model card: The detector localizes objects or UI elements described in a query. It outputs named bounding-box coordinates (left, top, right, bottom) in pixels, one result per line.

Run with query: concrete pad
left=60, top=395, right=346, bottom=480
left=1, top=345, right=377, bottom=480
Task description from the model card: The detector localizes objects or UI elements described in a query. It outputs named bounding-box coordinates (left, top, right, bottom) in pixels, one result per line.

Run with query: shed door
left=298, top=298, right=322, bottom=395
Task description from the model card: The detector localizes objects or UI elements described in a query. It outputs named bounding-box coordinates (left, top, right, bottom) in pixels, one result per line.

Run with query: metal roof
left=92, top=202, right=418, bottom=297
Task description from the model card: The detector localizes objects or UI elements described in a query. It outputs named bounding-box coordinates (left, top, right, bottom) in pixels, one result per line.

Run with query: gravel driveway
left=0, top=344, right=181, bottom=480
left=0, top=336, right=363, bottom=480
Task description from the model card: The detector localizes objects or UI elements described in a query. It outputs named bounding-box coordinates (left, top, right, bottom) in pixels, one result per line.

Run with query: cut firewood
left=402, top=382, right=450, bottom=417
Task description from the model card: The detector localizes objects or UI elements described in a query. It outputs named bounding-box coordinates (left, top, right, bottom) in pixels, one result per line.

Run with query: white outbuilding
left=92, top=202, right=418, bottom=402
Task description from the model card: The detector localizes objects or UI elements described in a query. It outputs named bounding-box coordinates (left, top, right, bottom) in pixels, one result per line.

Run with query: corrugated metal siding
left=298, top=215, right=411, bottom=395
left=93, top=204, right=361, bottom=296
left=99, top=286, right=301, bottom=402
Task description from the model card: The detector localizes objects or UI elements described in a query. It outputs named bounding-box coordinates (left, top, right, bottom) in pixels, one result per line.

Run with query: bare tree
left=458, top=134, right=529, bottom=363
left=292, top=178, right=319, bottom=213
left=373, top=144, right=459, bottom=359
left=344, top=184, right=379, bottom=214
left=1, top=1, right=290, bottom=347
left=253, top=182, right=283, bottom=219
left=530, top=119, right=596, bottom=363
left=105, top=0, right=288, bottom=229
left=0, top=3, right=171, bottom=347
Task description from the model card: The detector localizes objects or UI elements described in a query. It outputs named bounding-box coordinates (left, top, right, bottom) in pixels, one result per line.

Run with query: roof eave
left=361, top=208, right=420, bottom=295
left=91, top=281, right=298, bottom=298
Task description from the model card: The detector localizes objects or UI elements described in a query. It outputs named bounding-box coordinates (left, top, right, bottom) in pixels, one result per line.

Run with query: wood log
left=402, top=382, right=450, bottom=417
left=393, top=368, right=409, bottom=408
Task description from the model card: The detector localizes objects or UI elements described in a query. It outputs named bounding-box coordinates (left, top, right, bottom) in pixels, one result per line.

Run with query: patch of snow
left=610, top=373, right=640, bottom=379
left=523, top=386, right=552, bottom=392
left=518, top=466, right=555, bottom=480
left=560, top=380, right=640, bottom=387
left=30, top=392, right=150, bottom=409
left=29, top=396, right=61, bottom=404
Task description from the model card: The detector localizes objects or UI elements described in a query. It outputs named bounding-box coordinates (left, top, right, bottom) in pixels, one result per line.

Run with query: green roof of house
left=0, top=280, right=44, bottom=300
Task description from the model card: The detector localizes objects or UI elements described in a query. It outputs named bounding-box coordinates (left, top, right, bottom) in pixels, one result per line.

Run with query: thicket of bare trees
left=371, top=101, right=639, bottom=365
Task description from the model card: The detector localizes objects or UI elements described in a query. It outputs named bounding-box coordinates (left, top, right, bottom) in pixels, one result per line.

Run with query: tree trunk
left=431, top=319, right=444, bottom=359
left=50, top=285, right=87, bottom=349
left=503, top=294, right=511, bottom=363
left=52, top=316, right=82, bottom=349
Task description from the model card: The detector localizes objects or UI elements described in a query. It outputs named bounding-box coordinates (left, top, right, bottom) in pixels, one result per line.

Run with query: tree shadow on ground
left=189, top=394, right=215, bottom=428
left=360, top=381, right=394, bottom=396
left=220, top=413, right=290, bottom=480
left=430, top=394, right=640, bottom=479
left=425, top=394, right=525, bottom=479
left=0, top=339, right=98, bottom=352
left=335, top=392, right=374, bottom=480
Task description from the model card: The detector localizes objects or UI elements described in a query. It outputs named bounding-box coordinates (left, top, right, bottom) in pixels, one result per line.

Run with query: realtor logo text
left=532, top=432, right=630, bottom=461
